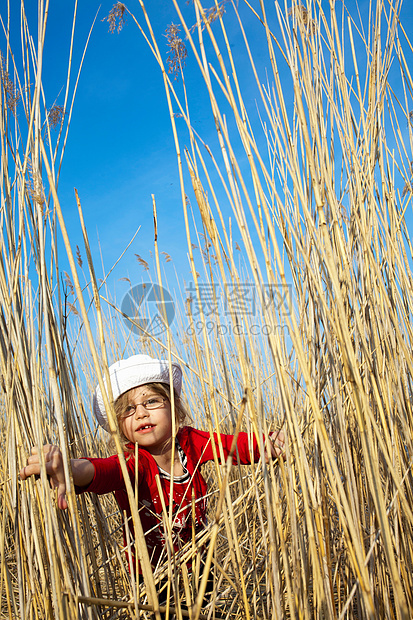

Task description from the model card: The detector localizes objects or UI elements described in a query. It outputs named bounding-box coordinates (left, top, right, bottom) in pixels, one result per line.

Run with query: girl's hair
left=113, top=382, right=190, bottom=451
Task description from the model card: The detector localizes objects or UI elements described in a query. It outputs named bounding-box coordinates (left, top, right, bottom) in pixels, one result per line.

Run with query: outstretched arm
left=19, top=445, right=95, bottom=510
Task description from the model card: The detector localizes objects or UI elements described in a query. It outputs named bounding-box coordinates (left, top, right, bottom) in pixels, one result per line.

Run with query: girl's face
left=120, top=384, right=173, bottom=454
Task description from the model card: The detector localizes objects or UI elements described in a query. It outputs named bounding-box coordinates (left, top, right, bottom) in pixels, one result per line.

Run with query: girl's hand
left=19, top=445, right=68, bottom=510
left=266, top=430, right=286, bottom=462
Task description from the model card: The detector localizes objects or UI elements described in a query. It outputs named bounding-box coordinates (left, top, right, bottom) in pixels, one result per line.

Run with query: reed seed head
left=104, top=2, right=126, bottom=34
left=165, top=23, right=187, bottom=78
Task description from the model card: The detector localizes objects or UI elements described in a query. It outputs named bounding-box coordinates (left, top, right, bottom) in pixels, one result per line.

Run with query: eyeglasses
left=122, top=396, right=167, bottom=417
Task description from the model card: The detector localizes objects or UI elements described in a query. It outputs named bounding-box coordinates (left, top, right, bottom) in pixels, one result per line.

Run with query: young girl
left=20, top=354, right=285, bottom=604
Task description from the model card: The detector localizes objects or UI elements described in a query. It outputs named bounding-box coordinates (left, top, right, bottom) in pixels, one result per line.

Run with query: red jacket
left=78, top=426, right=260, bottom=571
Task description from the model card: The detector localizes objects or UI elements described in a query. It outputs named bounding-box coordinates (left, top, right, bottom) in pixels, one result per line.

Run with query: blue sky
left=5, top=0, right=413, bottom=341
left=44, top=2, right=195, bottom=280
left=37, top=0, right=291, bottom=301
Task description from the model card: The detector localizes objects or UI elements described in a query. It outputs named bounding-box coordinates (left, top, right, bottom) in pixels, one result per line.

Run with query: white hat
left=93, top=354, right=182, bottom=431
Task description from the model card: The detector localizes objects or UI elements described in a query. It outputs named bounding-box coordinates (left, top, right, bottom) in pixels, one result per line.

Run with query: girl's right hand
left=19, top=445, right=68, bottom=510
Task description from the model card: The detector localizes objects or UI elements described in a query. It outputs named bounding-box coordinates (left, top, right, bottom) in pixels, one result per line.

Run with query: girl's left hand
left=266, top=430, right=286, bottom=462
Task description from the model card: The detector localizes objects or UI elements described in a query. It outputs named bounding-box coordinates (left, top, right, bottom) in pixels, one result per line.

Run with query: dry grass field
left=1, top=0, right=413, bottom=618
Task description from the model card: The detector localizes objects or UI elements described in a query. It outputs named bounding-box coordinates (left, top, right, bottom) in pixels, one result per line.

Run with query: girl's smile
left=136, top=424, right=155, bottom=433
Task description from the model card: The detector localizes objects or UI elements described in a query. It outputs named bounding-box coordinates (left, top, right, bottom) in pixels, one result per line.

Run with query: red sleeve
left=181, top=427, right=261, bottom=465
left=75, top=454, right=138, bottom=495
